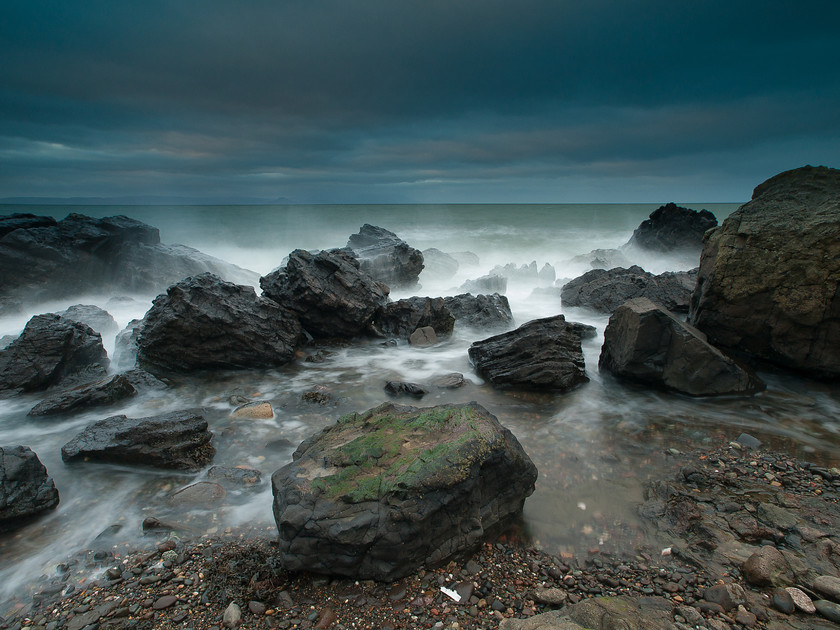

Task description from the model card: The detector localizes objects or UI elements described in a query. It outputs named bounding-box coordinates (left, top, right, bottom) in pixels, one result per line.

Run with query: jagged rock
left=561, top=265, right=697, bottom=313
left=443, top=293, right=513, bottom=330
left=0, top=213, right=258, bottom=308
left=137, top=273, right=304, bottom=374
left=690, top=165, right=840, bottom=378
left=372, top=297, right=454, bottom=340
left=409, top=326, right=438, bottom=347
left=490, top=261, right=556, bottom=285
left=272, top=402, right=537, bottom=581
left=468, top=315, right=590, bottom=392
left=113, top=318, right=144, bottom=371
left=421, top=248, right=459, bottom=279
left=625, top=202, right=718, bottom=252
left=27, top=374, right=136, bottom=416
left=261, top=249, right=388, bottom=339
left=346, top=224, right=424, bottom=289
left=599, top=298, right=764, bottom=396
left=0, top=445, right=60, bottom=532
left=458, top=274, right=507, bottom=295
left=56, top=305, right=119, bottom=338
left=0, top=313, right=108, bottom=393
left=568, top=248, right=632, bottom=271
left=61, top=409, right=215, bottom=470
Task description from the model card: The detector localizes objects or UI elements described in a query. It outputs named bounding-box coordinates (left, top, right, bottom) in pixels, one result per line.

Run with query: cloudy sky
left=1, top=1, right=838, bottom=203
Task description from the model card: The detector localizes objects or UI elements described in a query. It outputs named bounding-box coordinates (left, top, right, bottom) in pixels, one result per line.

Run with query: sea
left=1, top=203, right=839, bottom=611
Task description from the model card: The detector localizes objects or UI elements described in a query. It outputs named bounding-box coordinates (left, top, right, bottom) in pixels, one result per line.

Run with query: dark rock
left=61, top=409, right=215, bottom=470
left=0, top=212, right=58, bottom=237
left=560, top=265, right=697, bottom=314
left=599, top=297, right=764, bottom=396
left=372, top=297, right=454, bottom=340
left=0, top=313, right=108, bottom=393
left=443, top=293, right=513, bottom=330
left=468, top=315, right=589, bottom=392
left=137, top=273, right=304, bottom=374
left=815, top=599, right=840, bottom=622
left=0, top=446, right=59, bottom=532
left=736, top=433, right=762, bottom=449
left=625, top=202, right=718, bottom=252
left=56, top=305, right=119, bottom=338
left=409, top=326, right=438, bottom=347
left=122, top=368, right=167, bottom=391
left=0, top=334, right=15, bottom=349
left=690, top=165, right=840, bottom=378
left=260, top=249, right=388, bottom=339
left=421, top=248, right=459, bottom=279
left=703, top=583, right=745, bottom=612
left=271, top=402, right=537, bottom=581
left=152, top=595, right=177, bottom=610
left=27, top=374, right=136, bottom=416
left=742, top=545, right=795, bottom=587
left=384, top=381, right=428, bottom=398
left=458, top=274, right=507, bottom=295
left=346, top=224, right=424, bottom=289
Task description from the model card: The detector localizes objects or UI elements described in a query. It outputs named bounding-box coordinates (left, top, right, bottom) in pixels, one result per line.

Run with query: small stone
left=315, top=607, right=337, bottom=628
left=735, top=605, right=757, bottom=627
left=772, top=588, right=795, bottom=614
left=248, top=601, right=266, bottom=615
left=389, top=583, right=407, bottom=601
left=157, top=539, right=177, bottom=552
left=231, top=401, right=274, bottom=419
left=152, top=595, right=177, bottom=610
left=532, top=587, right=567, bottom=606
left=223, top=602, right=241, bottom=628
left=785, top=587, right=816, bottom=613
left=816, top=599, right=840, bottom=623
left=161, top=550, right=179, bottom=564
left=736, top=433, right=762, bottom=449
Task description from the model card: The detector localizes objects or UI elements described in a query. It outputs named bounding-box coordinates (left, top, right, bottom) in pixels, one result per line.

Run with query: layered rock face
left=272, top=402, right=537, bottom=581
left=600, top=298, right=764, bottom=396
left=0, top=314, right=108, bottom=393
left=372, top=297, right=455, bottom=339
left=689, top=165, right=840, bottom=378
left=61, top=409, right=215, bottom=470
left=346, top=224, right=424, bottom=289
left=0, top=445, right=60, bottom=532
left=625, top=202, right=718, bottom=252
left=261, top=249, right=389, bottom=339
left=468, top=315, right=592, bottom=391
left=137, top=273, right=304, bottom=374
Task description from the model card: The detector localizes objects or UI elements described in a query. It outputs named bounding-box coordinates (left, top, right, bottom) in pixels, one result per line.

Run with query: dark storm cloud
left=1, top=0, right=839, bottom=202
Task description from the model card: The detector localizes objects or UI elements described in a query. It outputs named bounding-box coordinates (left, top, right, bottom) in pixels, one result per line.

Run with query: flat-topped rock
left=28, top=374, right=136, bottom=416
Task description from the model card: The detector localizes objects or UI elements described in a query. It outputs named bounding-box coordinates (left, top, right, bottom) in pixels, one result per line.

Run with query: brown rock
left=742, top=546, right=794, bottom=587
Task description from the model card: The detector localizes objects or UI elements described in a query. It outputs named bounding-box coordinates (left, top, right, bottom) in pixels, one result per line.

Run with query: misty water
left=2, top=203, right=839, bottom=611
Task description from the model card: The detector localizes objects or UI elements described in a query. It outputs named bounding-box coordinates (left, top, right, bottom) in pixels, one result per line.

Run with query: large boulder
left=599, top=297, right=764, bottom=396
left=0, top=314, right=108, bottom=393
left=61, top=409, right=215, bottom=470
left=271, top=402, right=537, bottom=581
left=690, top=166, right=840, bottom=378
left=468, top=315, right=591, bottom=391
left=0, top=445, right=60, bottom=532
left=0, top=213, right=258, bottom=308
left=372, top=297, right=455, bottom=339
left=561, top=265, right=697, bottom=314
left=625, top=202, right=718, bottom=252
left=346, top=224, right=424, bottom=289
left=260, top=249, right=389, bottom=339
left=28, top=374, right=137, bottom=416
left=443, top=293, right=514, bottom=330
left=137, top=273, right=305, bottom=374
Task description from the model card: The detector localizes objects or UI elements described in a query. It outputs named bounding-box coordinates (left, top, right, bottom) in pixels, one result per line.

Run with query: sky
left=1, top=1, right=839, bottom=204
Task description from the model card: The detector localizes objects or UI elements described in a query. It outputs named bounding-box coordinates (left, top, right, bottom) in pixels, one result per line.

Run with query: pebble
left=785, top=586, right=816, bottom=613
left=222, top=601, right=241, bottom=628
left=771, top=588, right=795, bottom=614
left=152, top=595, right=177, bottom=610
left=248, top=600, right=266, bottom=615
left=815, top=599, right=840, bottom=623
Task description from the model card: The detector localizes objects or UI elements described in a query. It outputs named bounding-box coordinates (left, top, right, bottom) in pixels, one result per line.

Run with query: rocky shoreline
left=2, top=438, right=839, bottom=630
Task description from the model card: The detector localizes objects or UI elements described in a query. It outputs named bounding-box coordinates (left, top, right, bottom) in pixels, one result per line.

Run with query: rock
left=625, top=203, right=718, bottom=252
left=231, top=401, right=274, bottom=419
left=703, top=583, right=745, bottom=612
left=468, top=315, right=589, bottom=392
left=372, top=297, right=455, bottom=340
left=421, top=248, right=459, bottom=279
left=734, top=605, right=757, bottom=627
left=0, top=446, right=59, bottom=532
left=689, top=165, right=840, bottom=378
left=813, top=575, right=840, bottom=603
left=443, top=293, right=513, bottom=330
left=568, top=248, right=632, bottom=271
left=0, top=213, right=258, bottom=309
left=490, top=261, right=556, bottom=285
left=61, top=409, right=215, bottom=470
left=736, top=433, right=762, bottom=449
left=458, top=274, right=507, bottom=295
left=560, top=265, right=697, bottom=314
left=384, top=381, right=428, bottom=398
left=207, top=466, right=262, bottom=485
left=113, top=318, right=144, bottom=371
left=152, top=595, right=177, bottom=610
left=346, top=224, right=424, bottom=289
left=533, top=587, right=567, bottom=606
left=137, top=273, right=304, bottom=374
left=598, top=297, right=764, bottom=396
left=271, top=402, right=537, bottom=581
left=786, top=587, right=816, bottom=613
left=409, top=326, right=438, bottom=347
left=772, top=588, right=796, bottom=613
left=122, top=368, right=168, bottom=391
left=0, top=212, right=57, bottom=237
left=248, top=600, right=266, bottom=615
left=0, top=335, right=15, bottom=350
left=742, top=545, right=795, bottom=587
left=432, top=373, right=466, bottom=389
left=0, top=313, right=108, bottom=393
left=564, top=595, right=676, bottom=630
left=27, top=374, right=136, bottom=416
left=815, top=599, right=840, bottom=623
left=260, top=249, right=388, bottom=339
left=169, top=481, right=226, bottom=505
left=56, top=304, right=119, bottom=338
left=222, top=601, right=242, bottom=628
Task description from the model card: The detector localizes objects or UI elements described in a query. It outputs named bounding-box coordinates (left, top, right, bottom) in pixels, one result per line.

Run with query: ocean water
left=1, top=203, right=839, bottom=610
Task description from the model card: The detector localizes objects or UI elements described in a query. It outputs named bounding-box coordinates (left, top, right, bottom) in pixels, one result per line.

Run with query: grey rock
left=421, top=248, right=459, bottom=279
left=0, top=446, right=59, bottom=532
left=207, top=466, right=262, bottom=485
left=56, top=304, right=119, bottom=338
left=815, top=599, right=840, bottom=623
left=409, top=326, right=438, bottom=347
left=112, top=318, right=144, bottom=371
left=459, top=274, right=507, bottom=295
left=703, top=583, right=745, bottom=612
left=222, top=601, right=242, bottom=628
left=0, top=212, right=57, bottom=237
left=625, top=202, right=717, bottom=252
left=432, top=373, right=466, bottom=389
left=373, top=297, right=454, bottom=340
left=384, top=381, right=428, bottom=398
left=736, top=433, right=762, bottom=449
left=27, top=374, right=136, bottom=416
left=490, top=261, right=556, bottom=285
left=813, top=575, right=840, bottom=603
left=346, top=224, right=424, bottom=289
left=443, top=293, right=513, bottom=330
left=169, top=481, right=226, bottom=505
left=599, top=297, right=764, bottom=396
left=568, top=248, right=632, bottom=271
left=772, top=587, right=796, bottom=614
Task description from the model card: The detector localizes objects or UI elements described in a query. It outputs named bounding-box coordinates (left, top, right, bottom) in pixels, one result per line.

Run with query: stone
left=736, top=433, right=762, bottom=449
left=223, top=601, right=242, bottom=628
left=785, top=587, right=816, bottom=613
left=560, top=265, right=697, bottom=314
left=137, top=273, right=304, bottom=374
left=689, top=165, right=840, bottom=378
left=27, top=374, right=136, bottom=416
left=169, top=481, right=226, bottom=505
left=409, top=326, right=438, bottom=347
left=443, top=293, right=514, bottom=330
left=490, top=261, right=556, bottom=286
left=260, top=249, right=388, bottom=339
left=231, top=401, right=274, bottom=419
left=703, top=583, right=745, bottom=612
left=248, top=601, right=266, bottom=615
left=812, top=575, right=840, bottom=603
left=0, top=313, right=108, bottom=393
left=153, top=595, right=177, bottom=610
left=56, top=304, right=119, bottom=338
left=373, top=297, right=454, bottom=340
left=458, top=274, right=507, bottom=295
left=271, top=402, right=537, bottom=581
left=0, top=212, right=57, bottom=237
left=61, top=409, right=215, bottom=470
left=742, top=546, right=794, bottom=587
left=568, top=248, right=632, bottom=271
left=815, top=599, right=840, bottom=623
left=346, top=224, right=424, bottom=289
left=533, top=587, right=567, bottom=606
left=625, top=203, right=718, bottom=252
left=598, top=297, right=764, bottom=396
left=432, top=373, right=466, bottom=389
left=468, top=315, right=589, bottom=392
left=567, top=595, right=676, bottom=630
left=0, top=446, right=59, bottom=532
left=384, top=381, right=428, bottom=398
left=112, top=318, right=144, bottom=371
left=421, top=248, right=459, bottom=279
left=207, top=466, right=262, bottom=485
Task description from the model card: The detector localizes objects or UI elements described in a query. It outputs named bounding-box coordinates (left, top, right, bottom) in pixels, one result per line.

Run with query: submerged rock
left=346, top=224, right=424, bottom=289
left=468, top=315, right=590, bottom=392
left=625, top=202, right=718, bottom=252
left=372, top=297, right=454, bottom=340
left=271, top=402, right=537, bottom=581
left=0, top=445, right=60, bottom=532
left=443, top=293, right=514, bottom=330
left=690, top=165, right=840, bottom=378
left=261, top=249, right=389, bottom=339
left=27, top=374, right=137, bottom=416
left=137, top=273, right=305, bottom=374
left=61, top=409, right=215, bottom=470
left=599, top=298, right=764, bottom=396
